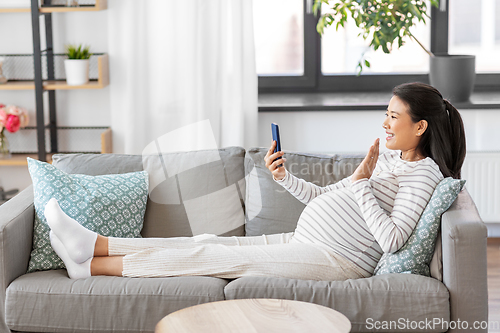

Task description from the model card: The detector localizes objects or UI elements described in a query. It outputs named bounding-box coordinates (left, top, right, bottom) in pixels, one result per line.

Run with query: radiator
left=461, top=152, right=500, bottom=223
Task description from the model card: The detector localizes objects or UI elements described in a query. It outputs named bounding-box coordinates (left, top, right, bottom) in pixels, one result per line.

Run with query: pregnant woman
left=46, top=82, right=466, bottom=280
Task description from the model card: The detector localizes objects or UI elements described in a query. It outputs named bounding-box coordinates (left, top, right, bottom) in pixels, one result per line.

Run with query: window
left=253, top=0, right=304, bottom=76
left=497, top=0, right=500, bottom=42
left=321, top=3, right=431, bottom=74
left=254, top=0, right=500, bottom=92
left=449, top=0, right=500, bottom=72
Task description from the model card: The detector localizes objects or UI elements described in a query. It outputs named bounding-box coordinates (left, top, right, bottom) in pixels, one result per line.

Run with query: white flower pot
left=64, top=59, right=89, bottom=86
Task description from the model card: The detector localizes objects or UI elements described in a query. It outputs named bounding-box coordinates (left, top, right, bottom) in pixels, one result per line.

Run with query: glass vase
left=0, top=130, right=11, bottom=159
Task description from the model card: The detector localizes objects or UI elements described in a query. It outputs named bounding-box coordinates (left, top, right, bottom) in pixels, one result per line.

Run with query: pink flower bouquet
left=0, top=104, right=29, bottom=133
left=0, top=104, right=29, bottom=158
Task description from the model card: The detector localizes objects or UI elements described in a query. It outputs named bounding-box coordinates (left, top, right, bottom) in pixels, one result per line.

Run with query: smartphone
left=271, top=123, right=283, bottom=167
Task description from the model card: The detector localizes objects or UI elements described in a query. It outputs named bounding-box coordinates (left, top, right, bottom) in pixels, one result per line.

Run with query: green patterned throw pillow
left=374, top=177, right=466, bottom=277
left=27, top=158, right=149, bottom=273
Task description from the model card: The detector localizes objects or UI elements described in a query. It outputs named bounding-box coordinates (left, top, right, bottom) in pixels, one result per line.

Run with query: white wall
left=259, top=109, right=500, bottom=233
left=259, top=111, right=386, bottom=154
left=258, top=109, right=500, bottom=154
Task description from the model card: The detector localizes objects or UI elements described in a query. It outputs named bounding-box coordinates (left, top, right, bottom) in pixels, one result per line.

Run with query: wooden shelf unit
left=0, top=54, right=109, bottom=90
left=0, top=8, right=30, bottom=13
left=0, top=127, right=112, bottom=166
left=0, top=0, right=109, bottom=162
left=0, top=0, right=107, bottom=13
left=0, top=154, right=54, bottom=166
left=100, top=127, right=112, bottom=154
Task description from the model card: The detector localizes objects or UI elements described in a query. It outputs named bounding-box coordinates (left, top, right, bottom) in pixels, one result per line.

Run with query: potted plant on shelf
left=314, top=0, right=476, bottom=103
left=64, top=44, right=92, bottom=86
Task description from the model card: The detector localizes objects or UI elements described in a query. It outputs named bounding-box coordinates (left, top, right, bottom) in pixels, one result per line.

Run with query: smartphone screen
left=271, top=123, right=282, bottom=167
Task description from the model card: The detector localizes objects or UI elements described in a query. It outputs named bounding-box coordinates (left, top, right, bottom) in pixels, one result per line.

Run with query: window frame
left=258, top=0, right=500, bottom=93
left=257, top=0, right=319, bottom=90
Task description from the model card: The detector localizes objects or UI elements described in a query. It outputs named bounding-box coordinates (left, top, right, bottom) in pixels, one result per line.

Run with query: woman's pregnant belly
left=292, top=188, right=379, bottom=258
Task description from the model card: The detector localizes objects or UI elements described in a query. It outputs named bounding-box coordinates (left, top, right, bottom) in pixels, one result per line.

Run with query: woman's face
left=382, top=96, right=423, bottom=153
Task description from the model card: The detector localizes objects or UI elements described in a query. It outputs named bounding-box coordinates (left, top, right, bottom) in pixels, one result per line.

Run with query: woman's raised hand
left=264, top=141, right=287, bottom=181
left=351, top=138, right=380, bottom=183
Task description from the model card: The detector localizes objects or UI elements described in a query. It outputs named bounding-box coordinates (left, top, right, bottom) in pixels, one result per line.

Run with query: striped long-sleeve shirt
left=275, top=150, right=444, bottom=276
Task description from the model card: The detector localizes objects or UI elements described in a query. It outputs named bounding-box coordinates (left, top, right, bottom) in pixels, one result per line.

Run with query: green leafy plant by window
left=314, top=0, right=439, bottom=74
left=65, top=44, right=92, bottom=60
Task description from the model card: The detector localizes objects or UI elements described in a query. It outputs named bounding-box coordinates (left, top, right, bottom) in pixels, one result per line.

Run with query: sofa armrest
left=441, top=188, right=488, bottom=333
left=0, top=185, right=34, bottom=332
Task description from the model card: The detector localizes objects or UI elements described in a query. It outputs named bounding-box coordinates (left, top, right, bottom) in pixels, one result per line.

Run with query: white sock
left=50, top=231, right=91, bottom=280
left=45, top=198, right=98, bottom=264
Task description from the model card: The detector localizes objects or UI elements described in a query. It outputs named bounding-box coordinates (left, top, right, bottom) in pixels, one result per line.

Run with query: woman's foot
left=50, top=231, right=91, bottom=280
left=44, top=198, right=98, bottom=264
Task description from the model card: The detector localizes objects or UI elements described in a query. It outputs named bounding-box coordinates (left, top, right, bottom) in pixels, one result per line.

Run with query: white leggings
left=108, top=233, right=366, bottom=281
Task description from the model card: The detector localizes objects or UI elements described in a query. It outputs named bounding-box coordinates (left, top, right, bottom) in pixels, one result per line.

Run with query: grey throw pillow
left=244, top=148, right=363, bottom=236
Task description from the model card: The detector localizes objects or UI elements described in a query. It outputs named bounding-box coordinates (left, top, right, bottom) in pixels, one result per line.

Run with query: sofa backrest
left=244, top=148, right=363, bottom=236
left=52, top=147, right=247, bottom=238
left=52, top=147, right=364, bottom=239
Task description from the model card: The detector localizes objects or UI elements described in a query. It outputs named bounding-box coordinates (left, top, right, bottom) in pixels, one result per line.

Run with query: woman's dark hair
left=392, top=82, right=466, bottom=179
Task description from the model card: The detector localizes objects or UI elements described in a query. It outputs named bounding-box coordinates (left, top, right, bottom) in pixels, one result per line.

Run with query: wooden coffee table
left=155, top=298, right=351, bottom=333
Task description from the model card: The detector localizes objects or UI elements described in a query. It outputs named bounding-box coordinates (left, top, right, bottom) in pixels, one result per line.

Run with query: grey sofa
left=0, top=147, right=488, bottom=333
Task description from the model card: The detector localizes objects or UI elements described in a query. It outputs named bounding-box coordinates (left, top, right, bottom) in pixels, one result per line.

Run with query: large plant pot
left=429, top=54, right=476, bottom=103
left=64, top=59, right=89, bottom=86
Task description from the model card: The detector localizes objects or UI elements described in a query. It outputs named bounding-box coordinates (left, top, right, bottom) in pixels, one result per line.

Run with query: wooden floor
left=488, top=238, right=500, bottom=332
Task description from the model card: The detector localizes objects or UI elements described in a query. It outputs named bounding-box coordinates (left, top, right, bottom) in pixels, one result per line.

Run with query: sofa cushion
left=52, top=147, right=247, bottom=238
left=224, top=274, right=450, bottom=332
left=244, top=147, right=363, bottom=236
left=374, top=178, right=466, bottom=277
left=51, top=153, right=144, bottom=175
left=26, top=158, right=149, bottom=273
left=5, top=270, right=227, bottom=333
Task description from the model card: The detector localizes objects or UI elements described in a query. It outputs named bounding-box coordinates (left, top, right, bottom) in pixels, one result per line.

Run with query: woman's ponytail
left=444, top=99, right=466, bottom=179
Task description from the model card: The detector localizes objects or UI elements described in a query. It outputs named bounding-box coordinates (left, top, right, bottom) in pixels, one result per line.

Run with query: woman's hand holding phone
left=265, top=141, right=286, bottom=181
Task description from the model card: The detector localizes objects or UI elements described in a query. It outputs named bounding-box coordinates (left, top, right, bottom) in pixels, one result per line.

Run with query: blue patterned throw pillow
left=27, top=158, right=149, bottom=272
left=374, top=177, right=466, bottom=277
